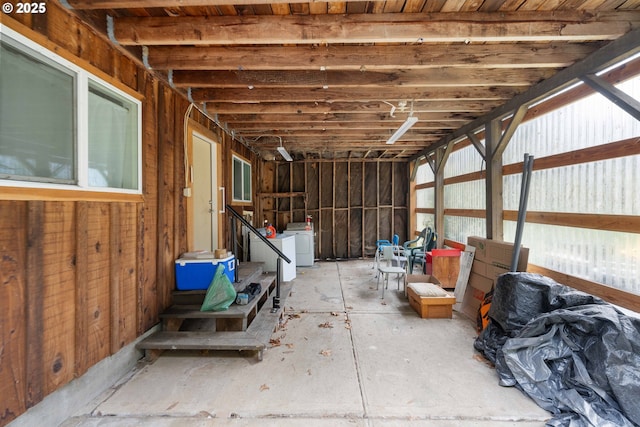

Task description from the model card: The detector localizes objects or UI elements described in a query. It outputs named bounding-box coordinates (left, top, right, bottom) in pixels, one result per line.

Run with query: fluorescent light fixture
left=386, top=116, right=418, bottom=144
left=277, top=145, right=293, bottom=161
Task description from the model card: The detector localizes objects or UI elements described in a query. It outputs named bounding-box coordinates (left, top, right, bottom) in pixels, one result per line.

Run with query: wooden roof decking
left=61, top=0, right=640, bottom=160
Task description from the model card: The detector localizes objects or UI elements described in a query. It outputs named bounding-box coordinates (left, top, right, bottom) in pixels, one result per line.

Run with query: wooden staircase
left=137, top=262, right=291, bottom=361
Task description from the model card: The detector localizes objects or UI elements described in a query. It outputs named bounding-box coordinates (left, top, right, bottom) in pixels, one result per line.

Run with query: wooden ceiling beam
left=171, top=68, right=554, bottom=88
left=66, top=0, right=369, bottom=8
left=220, top=121, right=464, bottom=130
left=190, top=86, right=519, bottom=102
left=204, top=100, right=496, bottom=114
left=217, top=112, right=476, bottom=122
left=112, top=12, right=640, bottom=46
left=241, top=129, right=446, bottom=138
left=149, top=42, right=601, bottom=70
left=253, top=139, right=436, bottom=146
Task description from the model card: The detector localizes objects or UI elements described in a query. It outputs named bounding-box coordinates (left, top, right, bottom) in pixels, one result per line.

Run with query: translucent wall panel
left=445, top=180, right=485, bottom=209
left=504, top=221, right=640, bottom=295
left=416, top=162, right=434, bottom=185
left=504, top=156, right=640, bottom=214
left=500, top=74, right=640, bottom=294
left=445, top=216, right=486, bottom=244
left=504, top=76, right=640, bottom=164
left=416, top=213, right=435, bottom=230
left=444, top=142, right=485, bottom=178
left=416, top=187, right=434, bottom=209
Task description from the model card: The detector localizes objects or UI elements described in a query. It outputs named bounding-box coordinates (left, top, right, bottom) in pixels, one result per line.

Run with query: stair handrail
left=225, top=204, right=291, bottom=264
left=226, top=205, right=290, bottom=312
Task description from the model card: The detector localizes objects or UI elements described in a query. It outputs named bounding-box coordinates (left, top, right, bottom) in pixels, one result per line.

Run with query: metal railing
left=226, top=205, right=291, bottom=312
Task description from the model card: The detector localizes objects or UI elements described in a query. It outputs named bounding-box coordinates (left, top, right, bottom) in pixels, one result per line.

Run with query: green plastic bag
left=200, top=264, right=237, bottom=311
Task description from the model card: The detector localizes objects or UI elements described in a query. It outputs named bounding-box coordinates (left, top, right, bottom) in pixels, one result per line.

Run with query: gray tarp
left=474, top=273, right=640, bottom=427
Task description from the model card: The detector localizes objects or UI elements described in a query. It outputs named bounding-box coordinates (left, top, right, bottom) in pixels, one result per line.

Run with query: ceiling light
left=386, top=116, right=418, bottom=145
left=276, top=138, right=293, bottom=161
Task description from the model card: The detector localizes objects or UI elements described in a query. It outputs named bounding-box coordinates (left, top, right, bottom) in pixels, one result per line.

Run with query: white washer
left=250, top=233, right=296, bottom=281
left=284, top=222, right=315, bottom=267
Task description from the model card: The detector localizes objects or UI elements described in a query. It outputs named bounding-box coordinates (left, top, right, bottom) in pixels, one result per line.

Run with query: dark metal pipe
left=226, top=205, right=291, bottom=264
left=511, top=153, right=534, bottom=271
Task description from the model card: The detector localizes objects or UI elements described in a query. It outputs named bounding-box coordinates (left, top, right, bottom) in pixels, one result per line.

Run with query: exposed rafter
left=112, top=12, right=640, bottom=46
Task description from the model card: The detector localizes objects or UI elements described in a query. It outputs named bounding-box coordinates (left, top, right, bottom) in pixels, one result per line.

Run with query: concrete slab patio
left=58, top=260, right=550, bottom=427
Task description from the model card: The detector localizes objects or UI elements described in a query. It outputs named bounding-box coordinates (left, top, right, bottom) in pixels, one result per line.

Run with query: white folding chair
left=377, top=245, right=407, bottom=298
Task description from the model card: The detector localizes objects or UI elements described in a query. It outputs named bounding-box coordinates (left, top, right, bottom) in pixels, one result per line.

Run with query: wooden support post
left=485, top=118, right=504, bottom=240
left=347, top=161, right=351, bottom=259
left=360, top=161, right=364, bottom=258
left=434, top=143, right=454, bottom=248
left=332, top=160, right=336, bottom=258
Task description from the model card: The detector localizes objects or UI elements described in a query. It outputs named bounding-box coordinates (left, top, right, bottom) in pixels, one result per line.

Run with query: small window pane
left=233, top=158, right=242, bottom=200
left=242, top=162, right=251, bottom=201
left=0, top=40, right=75, bottom=183
left=88, top=81, right=138, bottom=189
left=232, top=155, right=251, bottom=203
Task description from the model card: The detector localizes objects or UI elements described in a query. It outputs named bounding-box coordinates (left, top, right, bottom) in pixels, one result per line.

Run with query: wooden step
left=171, top=262, right=265, bottom=306
left=161, top=274, right=276, bottom=332
left=138, top=281, right=293, bottom=361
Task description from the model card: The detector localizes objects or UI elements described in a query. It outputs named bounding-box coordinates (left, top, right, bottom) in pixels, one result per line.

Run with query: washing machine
left=283, top=222, right=315, bottom=267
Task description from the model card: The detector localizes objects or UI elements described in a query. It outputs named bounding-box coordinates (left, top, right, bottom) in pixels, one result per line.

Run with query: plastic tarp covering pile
left=474, top=273, right=640, bottom=427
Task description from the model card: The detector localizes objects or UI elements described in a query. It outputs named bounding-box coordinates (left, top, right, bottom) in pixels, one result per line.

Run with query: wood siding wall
left=0, top=7, right=252, bottom=426
left=257, top=160, right=408, bottom=259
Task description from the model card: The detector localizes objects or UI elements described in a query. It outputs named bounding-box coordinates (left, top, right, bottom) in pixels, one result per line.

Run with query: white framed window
left=232, top=154, right=251, bottom=203
left=0, top=25, right=142, bottom=194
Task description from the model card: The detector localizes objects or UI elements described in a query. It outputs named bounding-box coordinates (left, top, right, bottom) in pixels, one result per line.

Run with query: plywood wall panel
left=25, top=201, right=44, bottom=407
left=44, top=2, right=81, bottom=57
left=84, top=203, right=111, bottom=370
left=157, top=87, right=177, bottom=311
left=138, top=75, right=159, bottom=333
left=81, top=30, right=114, bottom=77
left=116, top=55, right=139, bottom=92
left=0, top=201, right=28, bottom=422
left=41, top=202, right=76, bottom=395
left=110, top=203, right=138, bottom=352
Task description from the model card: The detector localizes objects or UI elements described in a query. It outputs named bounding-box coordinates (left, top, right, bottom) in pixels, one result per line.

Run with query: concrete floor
left=61, top=260, right=551, bottom=426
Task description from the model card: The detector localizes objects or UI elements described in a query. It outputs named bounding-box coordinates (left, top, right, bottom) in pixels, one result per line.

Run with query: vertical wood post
left=485, top=118, right=504, bottom=240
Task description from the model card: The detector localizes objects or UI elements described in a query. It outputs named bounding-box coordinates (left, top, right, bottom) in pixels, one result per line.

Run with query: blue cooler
left=174, top=255, right=236, bottom=290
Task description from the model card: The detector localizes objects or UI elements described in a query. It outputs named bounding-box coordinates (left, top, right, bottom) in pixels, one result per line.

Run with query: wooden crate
left=407, top=284, right=456, bottom=319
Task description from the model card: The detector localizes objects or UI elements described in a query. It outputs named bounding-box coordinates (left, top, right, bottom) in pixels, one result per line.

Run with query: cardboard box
left=214, top=248, right=228, bottom=259
left=407, top=286, right=455, bottom=319
left=472, top=259, right=510, bottom=282
left=460, top=272, right=493, bottom=320
left=462, top=237, right=529, bottom=321
left=467, top=236, right=528, bottom=271
left=174, top=255, right=235, bottom=290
